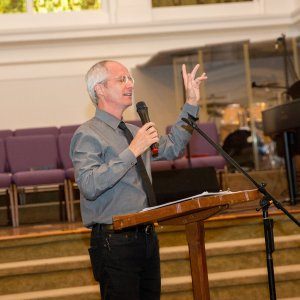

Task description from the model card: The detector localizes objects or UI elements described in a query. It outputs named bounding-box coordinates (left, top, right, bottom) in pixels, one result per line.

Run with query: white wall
left=132, top=65, right=177, bottom=133
left=0, top=0, right=299, bottom=131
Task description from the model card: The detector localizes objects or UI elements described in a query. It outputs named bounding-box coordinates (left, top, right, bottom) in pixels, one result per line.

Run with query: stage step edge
left=0, top=264, right=300, bottom=299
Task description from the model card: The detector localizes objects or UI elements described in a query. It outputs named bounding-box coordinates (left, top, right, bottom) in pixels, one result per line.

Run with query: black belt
left=92, top=223, right=154, bottom=234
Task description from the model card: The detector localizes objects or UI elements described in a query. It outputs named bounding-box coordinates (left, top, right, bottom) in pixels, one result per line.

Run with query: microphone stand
left=182, top=114, right=300, bottom=300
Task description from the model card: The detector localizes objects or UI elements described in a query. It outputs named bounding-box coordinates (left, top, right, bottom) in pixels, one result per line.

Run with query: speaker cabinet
left=152, top=167, right=219, bottom=205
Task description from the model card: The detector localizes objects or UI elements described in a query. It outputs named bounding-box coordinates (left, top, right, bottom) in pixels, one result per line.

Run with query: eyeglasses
left=99, top=75, right=135, bottom=86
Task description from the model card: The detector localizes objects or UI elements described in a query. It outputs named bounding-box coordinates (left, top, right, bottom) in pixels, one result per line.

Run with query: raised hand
left=182, top=64, right=207, bottom=106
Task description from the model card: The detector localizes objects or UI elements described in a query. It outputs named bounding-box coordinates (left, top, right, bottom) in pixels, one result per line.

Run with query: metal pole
left=262, top=202, right=277, bottom=300
left=291, top=37, right=300, bottom=79
left=198, top=49, right=208, bottom=122
left=281, top=35, right=290, bottom=101
left=243, top=42, right=260, bottom=170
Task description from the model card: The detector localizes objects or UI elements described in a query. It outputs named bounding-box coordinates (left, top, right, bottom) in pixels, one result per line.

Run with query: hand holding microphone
left=128, top=122, right=159, bottom=158
left=128, top=101, right=159, bottom=157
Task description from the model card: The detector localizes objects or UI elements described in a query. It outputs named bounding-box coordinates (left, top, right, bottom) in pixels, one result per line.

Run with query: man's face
left=100, top=62, right=134, bottom=110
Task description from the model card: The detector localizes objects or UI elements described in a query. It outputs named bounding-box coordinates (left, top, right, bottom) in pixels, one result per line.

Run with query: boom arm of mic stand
left=182, top=115, right=300, bottom=227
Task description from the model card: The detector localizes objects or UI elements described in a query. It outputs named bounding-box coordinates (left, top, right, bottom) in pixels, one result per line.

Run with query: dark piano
left=262, top=99, right=300, bottom=204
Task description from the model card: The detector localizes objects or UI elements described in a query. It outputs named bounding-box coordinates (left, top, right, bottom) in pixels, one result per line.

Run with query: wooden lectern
left=113, top=189, right=261, bottom=300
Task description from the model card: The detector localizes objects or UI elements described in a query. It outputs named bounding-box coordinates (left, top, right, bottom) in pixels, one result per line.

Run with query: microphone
left=136, top=101, right=159, bottom=157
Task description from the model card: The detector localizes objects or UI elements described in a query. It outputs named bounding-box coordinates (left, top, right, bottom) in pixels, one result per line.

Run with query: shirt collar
left=95, top=107, right=121, bottom=130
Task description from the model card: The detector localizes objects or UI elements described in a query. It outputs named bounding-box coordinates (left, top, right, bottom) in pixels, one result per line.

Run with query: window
left=152, top=0, right=252, bottom=7
left=0, top=0, right=101, bottom=14
left=0, top=0, right=27, bottom=13
left=33, top=0, right=101, bottom=13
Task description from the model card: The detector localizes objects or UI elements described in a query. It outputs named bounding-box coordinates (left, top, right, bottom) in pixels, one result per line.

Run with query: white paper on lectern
left=142, top=190, right=233, bottom=212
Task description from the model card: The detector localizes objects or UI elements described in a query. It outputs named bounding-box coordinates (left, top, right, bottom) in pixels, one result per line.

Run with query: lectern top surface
left=113, top=189, right=260, bottom=230
left=142, top=190, right=233, bottom=212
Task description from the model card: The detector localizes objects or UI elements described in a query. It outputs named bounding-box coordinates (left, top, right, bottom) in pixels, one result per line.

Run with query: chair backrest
left=166, top=122, right=219, bottom=157
left=58, top=134, right=73, bottom=169
left=59, top=125, right=80, bottom=134
left=6, top=135, right=60, bottom=173
left=0, top=139, right=6, bottom=172
left=14, top=126, right=59, bottom=137
left=151, top=160, right=173, bottom=172
left=189, top=123, right=219, bottom=157
left=0, top=130, right=13, bottom=139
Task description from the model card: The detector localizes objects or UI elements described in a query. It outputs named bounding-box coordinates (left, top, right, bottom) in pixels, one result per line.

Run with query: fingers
left=199, top=72, right=207, bottom=80
left=130, top=122, right=159, bottom=157
left=182, top=64, right=206, bottom=89
left=190, top=64, right=200, bottom=79
left=194, top=72, right=208, bottom=84
left=141, top=122, right=155, bottom=131
left=140, top=122, right=159, bottom=139
left=147, top=127, right=158, bottom=136
left=145, top=124, right=159, bottom=139
left=182, top=64, right=200, bottom=80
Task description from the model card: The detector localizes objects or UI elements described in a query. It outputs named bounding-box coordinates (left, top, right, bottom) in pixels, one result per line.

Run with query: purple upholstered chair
left=58, top=133, right=76, bottom=221
left=173, top=157, right=190, bottom=169
left=151, top=160, right=173, bottom=172
left=59, top=125, right=80, bottom=134
left=0, top=139, right=15, bottom=226
left=58, top=134, right=74, bottom=180
left=6, top=135, right=69, bottom=226
left=0, top=130, right=13, bottom=139
left=14, top=126, right=59, bottom=137
left=167, top=123, right=226, bottom=170
left=187, top=122, right=225, bottom=170
left=0, top=130, right=13, bottom=171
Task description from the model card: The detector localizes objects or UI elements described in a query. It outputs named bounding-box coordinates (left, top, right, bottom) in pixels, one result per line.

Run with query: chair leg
left=12, top=184, right=19, bottom=227
left=19, top=188, right=26, bottom=205
left=5, top=191, right=11, bottom=225
left=68, top=180, right=75, bottom=222
left=63, top=180, right=71, bottom=222
left=7, top=187, right=16, bottom=227
left=58, top=184, right=66, bottom=222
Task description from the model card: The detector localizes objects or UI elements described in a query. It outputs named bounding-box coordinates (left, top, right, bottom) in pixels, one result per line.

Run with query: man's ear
left=94, top=83, right=105, bottom=98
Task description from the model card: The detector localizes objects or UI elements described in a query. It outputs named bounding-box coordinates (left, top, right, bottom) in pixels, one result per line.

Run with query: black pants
left=89, top=225, right=161, bottom=300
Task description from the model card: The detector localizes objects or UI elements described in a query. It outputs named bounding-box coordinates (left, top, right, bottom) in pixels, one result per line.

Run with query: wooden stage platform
left=1, top=197, right=299, bottom=241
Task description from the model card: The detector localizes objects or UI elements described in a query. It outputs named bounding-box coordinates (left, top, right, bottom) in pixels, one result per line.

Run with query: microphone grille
left=136, top=101, right=147, bottom=111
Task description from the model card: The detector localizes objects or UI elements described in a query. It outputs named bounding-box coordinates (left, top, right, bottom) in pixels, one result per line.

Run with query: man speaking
left=70, top=60, right=207, bottom=300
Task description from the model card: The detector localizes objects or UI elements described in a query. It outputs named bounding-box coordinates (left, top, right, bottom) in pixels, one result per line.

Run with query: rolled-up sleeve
left=70, top=130, right=137, bottom=201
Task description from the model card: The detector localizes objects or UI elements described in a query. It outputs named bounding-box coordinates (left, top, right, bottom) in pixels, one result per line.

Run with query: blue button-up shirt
left=70, top=103, right=199, bottom=227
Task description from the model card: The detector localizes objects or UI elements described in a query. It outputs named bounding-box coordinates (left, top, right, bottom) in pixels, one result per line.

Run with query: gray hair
left=85, top=60, right=110, bottom=106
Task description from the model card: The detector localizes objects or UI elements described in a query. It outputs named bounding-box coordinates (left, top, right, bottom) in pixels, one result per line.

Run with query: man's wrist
left=120, top=148, right=137, bottom=166
left=186, top=99, right=199, bottom=106
left=181, top=102, right=200, bottom=118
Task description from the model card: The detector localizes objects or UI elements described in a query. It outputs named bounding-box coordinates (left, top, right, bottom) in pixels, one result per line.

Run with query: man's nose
left=126, top=80, right=134, bottom=88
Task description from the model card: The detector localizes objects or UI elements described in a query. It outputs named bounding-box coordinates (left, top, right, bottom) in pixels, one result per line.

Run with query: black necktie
left=118, top=121, right=157, bottom=207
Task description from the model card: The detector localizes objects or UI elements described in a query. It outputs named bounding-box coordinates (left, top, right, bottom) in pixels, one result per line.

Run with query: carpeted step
left=0, top=234, right=299, bottom=295
left=0, top=264, right=299, bottom=300
left=161, top=234, right=300, bottom=276
left=1, top=235, right=299, bottom=278
left=1, top=213, right=299, bottom=264
left=0, top=232, right=90, bottom=264
left=0, top=212, right=299, bottom=299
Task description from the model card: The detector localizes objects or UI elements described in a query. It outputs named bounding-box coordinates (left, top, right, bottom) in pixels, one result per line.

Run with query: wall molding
left=0, top=0, right=299, bottom=129
left=0, top=1, right=298, bottom=44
